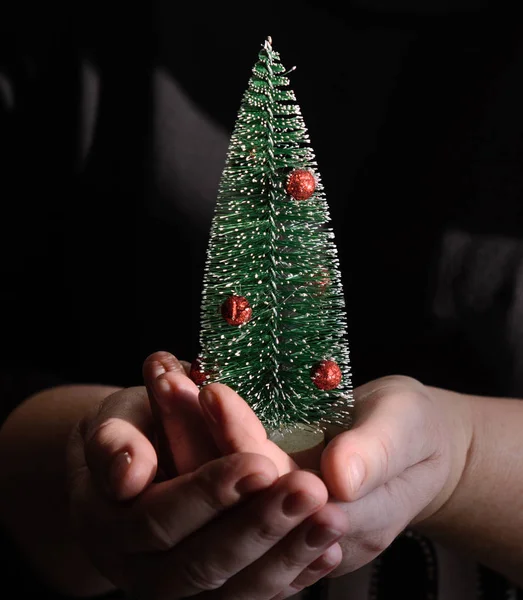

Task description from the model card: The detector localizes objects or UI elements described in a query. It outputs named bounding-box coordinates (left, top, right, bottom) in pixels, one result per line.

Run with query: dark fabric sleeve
left=0, top=364, right=65, bottom=427
left=0, top=47, right=116, bottom=593
left=0, top=526, right=125, bottom=600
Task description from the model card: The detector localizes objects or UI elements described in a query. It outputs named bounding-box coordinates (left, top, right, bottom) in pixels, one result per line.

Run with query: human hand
left=202, top=373, right=473, bottom=578
left=66, top=352, right=348, bottom=599
left=319, top=375, right=473, bottom=576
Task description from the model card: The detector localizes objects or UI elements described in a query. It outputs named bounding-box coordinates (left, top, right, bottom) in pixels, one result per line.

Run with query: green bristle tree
left=192, top=37, right=353, bottom=436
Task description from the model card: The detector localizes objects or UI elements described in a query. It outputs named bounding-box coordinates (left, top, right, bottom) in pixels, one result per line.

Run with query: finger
left=221, top=501, right=347, bottom=600
left=79, top=386, right=158, bottom=501
left=136, top=469, right=328, bottom=599
left=275, top=543, right=342, bottom=599
left=199, top=383, right=297, bottom=476
left=96, top=453, right=279, bottom=556
left=143, top=351, right=186, bottom=477
left=179, top=360, right=191, bottom=376
left=321, top=376, right=439, bottom=502
left=143, top=351, right=219, bottom=475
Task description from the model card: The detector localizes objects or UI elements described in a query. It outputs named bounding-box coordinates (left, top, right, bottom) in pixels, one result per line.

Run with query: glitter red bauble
left=221, top=295, right=252, bottom=326
left=311, top=359, right=342, bottom=390
left=286, top=169, right=316, bottom=201
left=190, top=358, right=208, bottom=386
left=316, top=267, right=331, bottom=289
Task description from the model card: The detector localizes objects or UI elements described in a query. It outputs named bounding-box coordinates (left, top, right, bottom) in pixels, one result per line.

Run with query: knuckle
left=381, top=374, right=421, bottom=389
left=254, top=519, right=287, bottom=545
left=194, top=471, right=233, bottom=512
left=376, top=431, right=393, bottom=475
left=220, top=451, right=252, bottom=475
left=286, top=468, right=327, bottom=498
left=136, top=508, right=176, bottom=552
left=288, top=579, right=307, bottom=595
left=357, top=377, right=423, bottom=411
left=198, top=454, right=272, bottom=509
left=85, top=418, right=127, bottom=460
left=377, top=391, right=423, bottom=424
left=358, top=529, right=396, bottom=557
left=180, top=559, right=227, bottom=593
left=187, top=453, right=277, bottom=524
left=221, top=430, right=241, bottom=452
left=280, top=548, right=307, bottom=573
left=92, top=417, right=121, bottom=442
left=390, top=388, right=430, bottom=421
left=227, top=451, right=271, bottom=477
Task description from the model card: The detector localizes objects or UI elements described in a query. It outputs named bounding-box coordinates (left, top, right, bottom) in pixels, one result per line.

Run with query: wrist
left=411, top=385, right=474, bottom=527
left=411, top=391, right=523, bottom=584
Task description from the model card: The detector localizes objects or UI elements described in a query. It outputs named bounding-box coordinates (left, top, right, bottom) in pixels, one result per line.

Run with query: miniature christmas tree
left=193, top=37, right=353, bottom=442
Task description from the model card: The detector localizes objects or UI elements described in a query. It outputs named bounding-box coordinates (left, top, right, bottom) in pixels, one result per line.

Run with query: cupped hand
left=320, top=375, right=473, bottom=576
left=159, top=361, right=472, bottom=582
left=66, top=352, right=347, bottom=599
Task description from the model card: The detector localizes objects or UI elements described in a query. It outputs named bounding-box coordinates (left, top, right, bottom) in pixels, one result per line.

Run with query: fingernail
left=282, top=492, right=321, bottom=517
left=154, top=374, right=196, bottom=415
left=306, top=525, right=342, bottom=548
left=109, top=451, right=132, bottom=494
left=149, top=355, right=185, bottom=379
left=200, top=387, right=221, bottom=425
left=155, top=375, right=171, bottom=395
left=348, top=453, right=365, bottom=495
left=153, top=375, right=173, bottom=414
left=150, top=360, right=166, bottom=380
left=235, top=473, right=273, bottom=495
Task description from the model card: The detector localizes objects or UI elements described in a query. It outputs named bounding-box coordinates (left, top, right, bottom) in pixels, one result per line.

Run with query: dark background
left=2, top=1, right=520, bottom=394
left=2, top=2, right=523, bottom=401
left=2, top=1, right=523, bottom=597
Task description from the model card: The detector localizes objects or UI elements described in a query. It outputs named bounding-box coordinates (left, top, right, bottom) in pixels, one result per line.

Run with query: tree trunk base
left=267, top=424, right=325, bottom=471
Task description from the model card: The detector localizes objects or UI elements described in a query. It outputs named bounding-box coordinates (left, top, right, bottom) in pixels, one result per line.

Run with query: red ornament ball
left=286, top=169, right=316, bottom=201
left=316, top=267, right=331, bottom=289
left=311, top=359, right=342, bottom=391
left=190, top=358, right=208, bottom=386
left=221, top=295, right=252, bottom=326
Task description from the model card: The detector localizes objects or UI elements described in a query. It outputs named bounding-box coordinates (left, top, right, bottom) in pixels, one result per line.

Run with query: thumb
left=321, top=376, right=438, bottom=502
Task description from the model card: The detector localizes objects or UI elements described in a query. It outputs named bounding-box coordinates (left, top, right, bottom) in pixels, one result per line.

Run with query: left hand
left=320, top=375, right=472, bottom=576
left=145, top=355, right=472, bottom=580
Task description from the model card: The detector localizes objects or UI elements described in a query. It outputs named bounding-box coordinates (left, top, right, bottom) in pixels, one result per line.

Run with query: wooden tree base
left=267, top=424, right=325, bottom=471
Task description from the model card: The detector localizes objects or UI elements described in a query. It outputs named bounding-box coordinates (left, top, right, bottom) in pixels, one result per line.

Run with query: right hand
left=66, top=352, right=348, bottom=599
